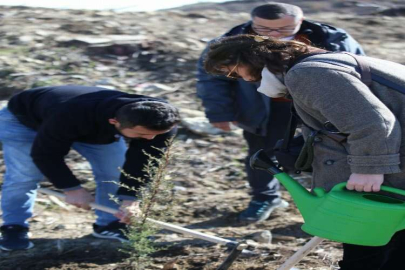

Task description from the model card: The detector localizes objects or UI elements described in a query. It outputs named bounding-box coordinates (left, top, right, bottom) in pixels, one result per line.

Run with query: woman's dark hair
left=115, top=101, right=180, bottom=130
left=204, top=34, right=311, bottom=81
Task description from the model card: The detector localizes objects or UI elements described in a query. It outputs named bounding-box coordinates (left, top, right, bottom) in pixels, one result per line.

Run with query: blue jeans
left=0, top=107, right=127, bottom=227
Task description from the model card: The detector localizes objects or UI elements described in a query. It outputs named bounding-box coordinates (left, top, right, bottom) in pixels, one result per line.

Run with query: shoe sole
left=0, top=241, right=34, bottom=251
left=92, top=232, right=129, bottom=243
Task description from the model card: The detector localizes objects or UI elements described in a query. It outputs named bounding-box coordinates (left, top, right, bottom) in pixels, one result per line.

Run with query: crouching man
left=0, top=85, right=180, bottom=250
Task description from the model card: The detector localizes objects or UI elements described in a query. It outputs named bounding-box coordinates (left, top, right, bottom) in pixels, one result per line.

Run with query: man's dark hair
left=115, top=101, right=180, bottom=130
left=250, top=3, right=303, bottom=20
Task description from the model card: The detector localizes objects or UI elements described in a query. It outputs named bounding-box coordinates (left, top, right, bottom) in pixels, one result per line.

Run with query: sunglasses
left=226, top=62, right=240, bottom=79
left=252, top=24, right=299, bottom=34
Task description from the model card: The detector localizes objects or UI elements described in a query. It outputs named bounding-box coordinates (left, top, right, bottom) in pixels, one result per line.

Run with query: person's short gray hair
left=250, top=3, right=303, bottom=20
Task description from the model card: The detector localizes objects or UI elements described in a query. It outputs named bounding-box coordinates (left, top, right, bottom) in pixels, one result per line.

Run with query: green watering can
left=250, top=149, right=405, bottom=246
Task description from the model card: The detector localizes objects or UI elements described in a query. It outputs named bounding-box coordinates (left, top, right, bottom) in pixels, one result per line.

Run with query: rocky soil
left=1, top=1, right=405, bottom=269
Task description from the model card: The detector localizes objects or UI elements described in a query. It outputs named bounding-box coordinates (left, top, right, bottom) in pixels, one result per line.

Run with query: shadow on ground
left=0, top=236, right=127, bottom=270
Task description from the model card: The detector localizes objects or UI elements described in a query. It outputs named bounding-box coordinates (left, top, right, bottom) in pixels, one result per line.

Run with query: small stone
left=53, top=224, right=66, bottom=230
left=252, top=230, right=272, bottom=244
left=173, top=186, right=187, bottom=192
left=245, top=239, right=260, bottom=247
left=133, top=83, right=175, bottom=95
left=194, top=139, right=211, bottom=147
left=181, top=117, right=224, bottom=136
left=18, top=36, right=35, bottom=44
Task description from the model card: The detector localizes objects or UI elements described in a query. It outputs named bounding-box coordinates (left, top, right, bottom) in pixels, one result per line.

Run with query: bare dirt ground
left=1, top=1, right=405, bottom=269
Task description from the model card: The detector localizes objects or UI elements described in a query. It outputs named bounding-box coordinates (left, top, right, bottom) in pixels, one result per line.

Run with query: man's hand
left=210, top=121, right=237, bottom=132
left=346, top=173, right=384, bottom=192
left=64, top=188, right=94, bottom=210
left=115, top=200, right=142, bottom=224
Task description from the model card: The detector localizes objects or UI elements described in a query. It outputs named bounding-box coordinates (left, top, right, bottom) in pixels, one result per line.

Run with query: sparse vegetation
left=117, top=138, right=177, bottom=269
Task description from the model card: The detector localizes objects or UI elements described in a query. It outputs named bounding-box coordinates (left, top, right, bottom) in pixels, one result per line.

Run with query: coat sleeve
left=31, top=113, right=88, bottom=189
left=196, top=47, right=237, bottom=123
left=337, top=32, right=366, bottom=56
left=323, top=25, right=366, bottom=55
left=285, top=67, right=401, bottom=174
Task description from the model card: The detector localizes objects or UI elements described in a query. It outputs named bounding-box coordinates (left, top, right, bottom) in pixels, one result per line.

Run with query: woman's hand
left=346, top=173, right=384, bottom=192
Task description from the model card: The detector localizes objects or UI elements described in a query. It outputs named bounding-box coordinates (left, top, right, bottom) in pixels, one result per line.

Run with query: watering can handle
left=332, top=182, right=405, bottom=197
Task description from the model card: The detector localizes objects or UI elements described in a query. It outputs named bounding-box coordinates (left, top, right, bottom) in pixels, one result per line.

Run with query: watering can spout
left=250, top=150, right=322, bottom=220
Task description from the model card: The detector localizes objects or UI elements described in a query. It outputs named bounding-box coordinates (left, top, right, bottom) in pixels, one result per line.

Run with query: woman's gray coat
left=284, top=53, right=405, bottom=191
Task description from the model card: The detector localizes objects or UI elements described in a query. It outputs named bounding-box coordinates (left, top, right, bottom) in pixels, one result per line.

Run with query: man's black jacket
left=8, top=85, right=176, bottom=197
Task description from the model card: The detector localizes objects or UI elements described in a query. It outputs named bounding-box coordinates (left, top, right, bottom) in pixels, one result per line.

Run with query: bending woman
left=203, top=34, right=405, bottom=269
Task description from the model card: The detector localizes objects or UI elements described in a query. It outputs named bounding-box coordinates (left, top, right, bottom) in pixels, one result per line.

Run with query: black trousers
left=339, top=230, right=405, bottom=269
left=243, top=101, right=291, bottom=201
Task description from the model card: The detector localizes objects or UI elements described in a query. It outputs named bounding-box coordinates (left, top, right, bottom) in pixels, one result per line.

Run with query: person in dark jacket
left=196, top=2, right=365, bottom=223
left=0, top=85, right=180, bottom=251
